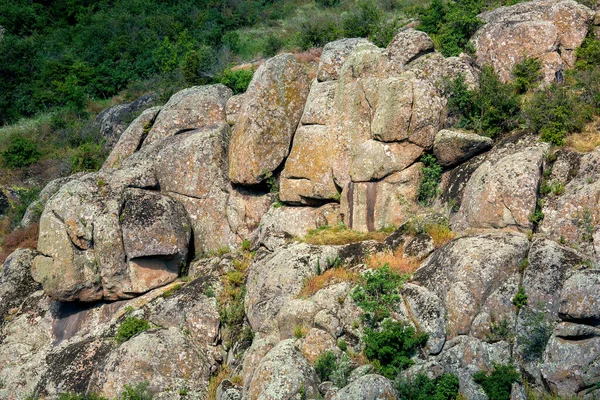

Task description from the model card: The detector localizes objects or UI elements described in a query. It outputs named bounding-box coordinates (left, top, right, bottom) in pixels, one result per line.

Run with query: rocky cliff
left=1, top=1, right=600, bottom=399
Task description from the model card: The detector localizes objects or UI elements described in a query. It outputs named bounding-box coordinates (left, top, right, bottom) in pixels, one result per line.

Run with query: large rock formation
left=473, top=0, right=594, bottom=83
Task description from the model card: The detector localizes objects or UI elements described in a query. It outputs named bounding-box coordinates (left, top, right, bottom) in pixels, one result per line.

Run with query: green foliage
left=181, top=46, right=216, bottom=86
left=351, top=264, right=408, bottom=324
left=299, top=14, right=342, bottom=49
left=447, top=67, right=520, bottom=137
left=342, top=0, right=383, bottom=38
left=512, top=286, right=528, bottom=309
left=119, top=381, right=153, bottom=400
left=485, top=318, right=513, bottom=343
left=2, top=135, right=41, bottom=168
left=363, top=319, right=428, bottom=379
left=473, top=364, right=520, bottom=400
left=522, top=84, right=591, bottom=145
left=162, top=283, right=183, bottom=298
left=116, top=317, right=150, bottom=343
left=264, top=35, right=284, bottom=57
left=517, top=309, right=552, bottom=361
left=315, top=350, right=337, bottom=381
left=418, top=154, right=443, bottom=205
left=417, top=0, right=483, bottom=57
left=71, top=142, right=107, bottom=173
left=337, top=338, right=347, bottom=351
left=576, top=34, right=600, bottom=70
left=396, top=373, right=460, bottom=400
left=316, top=0, right=342, bottom=7
left=331, top=353, right=353, bottom=388
left=512, top=56, right=542, bottom=93
left=10, top=186, right=41, bottom=227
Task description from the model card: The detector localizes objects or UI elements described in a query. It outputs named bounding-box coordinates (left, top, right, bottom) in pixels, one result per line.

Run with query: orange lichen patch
left=567, top=119, right=600, bottom=152
left=298, top=267, right=359, bottom=298
left=0, top=223, right=39, bottom=263
left=207, top=365, right=232, bottom=400
left=365, top=249, right=420, bottom=276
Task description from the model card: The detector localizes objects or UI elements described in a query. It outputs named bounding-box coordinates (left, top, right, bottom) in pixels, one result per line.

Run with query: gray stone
left=433, top=130, right=493, bottom=168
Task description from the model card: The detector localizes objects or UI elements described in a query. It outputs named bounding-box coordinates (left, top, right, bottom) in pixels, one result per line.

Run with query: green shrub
left=517, top=309, right=553, bottom=361
left=264, top=35, right=284, bottom=57
left=447, top=66, right=520, bottom=137
left=363, top=319, right=428, bottom=379
left=351, top=264, right=408, bottom=324
left=119, top=381, right=153, bottom=400
left=116, top=317, right=150, bottom=343
left=71, top=142, right=107, bottom=173
left=181, top=46, right=215, bottom=86
left=512, top=286, right=528, bottom=309
left=10, top=186, right=41, bottom=227
left=2, top=135, right=42, bottom=168
left=299, top=14, right=342, bottom=49
left=217, top=68, right=254, bottom=95
left=331, top=353, right=352, bottom=388
left=418, top=154, right=443, bottom=205
left=396, top=373, right=460, bottom=400
left=473, top=364, right=520, bottom=400
left=316, top=0, right=341, bottom=7
left=512, top=56, right=542, bottom=93
left=315, top=350, right=337, bottom=381
left=342, top=0, right=383, bottom=38
left=576, top=34, right=600, bottom=70
left=522, top=84, right=591, bottom=145
left=337, top=338, right=347, bottom=351
left=485, top=318, right=513, bottom=343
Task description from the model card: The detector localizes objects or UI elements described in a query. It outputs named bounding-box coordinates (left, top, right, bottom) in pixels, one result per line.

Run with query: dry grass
left=567, top=117, right=600, bottom=152
left=294, top=48, right=322, bottom=64
left=0, top=223, right=39, bottom=263
left=299, top=224, right=394, bottom=246
left=298, top=267, right=359, bottom=298
left=207, top=365, right=232, bottom=400
left=365, top=249, right=420, bottom=276
left=426, top=222, right=456, bottom=248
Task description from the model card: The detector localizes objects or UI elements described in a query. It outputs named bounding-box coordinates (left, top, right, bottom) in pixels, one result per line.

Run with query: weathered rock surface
left=226, top=93, right=246, bottom=126
left=331, top=374, right=396, bottom=400
left=452, top=137, right=548, bottom=232
left=559, top=270, right=600, bottom=321
left=228, top=54, right=310, bottom=184
left=387, top=28, right=434, bottom=67
left=103, top=106, right=161, bottom=169
left=350, top=140, right=423, bottom=182
left=246, top=339, right=319, bottom=400
left=341, top=163, right=423, bottom=232
left=0, top=249, right=40, bottom=322
left=401, top=283, right=446, bottom=355
left=317, top=38, right=374, bottom=82
left=145, top=85, right=231, bottom=146
left=433, top=130, right=493, bottom=168
left=414, top=232, right=529, bottom=337
left=541, top=147, right=600, bottom=261
left=95, top=93, right=157, bottom=149
left=473, top=0, right=594, bottom=83
left=301, top=80, right=336, bottom=125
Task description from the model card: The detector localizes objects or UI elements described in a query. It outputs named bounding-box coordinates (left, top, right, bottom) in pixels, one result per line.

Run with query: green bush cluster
left=473, top=364, right=520, bottom=400
left=115, top=317, right=150, bottom=343
left=512, top=56, right=542, bottom=94
left=363, top=319, right=428, bottom=379
left=10, top=186, right=41, bottom=228
left=447, top=66, right=520, bottom=137
left=512, top=286, right=528, bottom=309
left=517, top=309, right=553, bottom=361
left=2, top=136, right=41, bottom=168
left=418, top=154, right=443, bottom=205
left=396, top=373, right=460, bottom=400
left=71, top=142, right=107, bottom=173
left=314, top=351, right=352, bottom=387
left=217, top=69, right=254, bottom=95
left=351, top=264, right=408, bottom=324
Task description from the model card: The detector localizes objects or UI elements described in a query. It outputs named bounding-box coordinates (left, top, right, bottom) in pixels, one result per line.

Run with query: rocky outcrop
left=331, top=374, right=397, bottom=400
left=0, top=249, right=40, bottom=322
left=95, top=93, right=157, bottom=149
left=473, top=0, right=594, bottom=83
left=452, top=136, right=549, bottom=232
left=433, top=130, right=493, bottom=168
left=387, top=28, right=434, bottom=67
left=317, top=38, right=373, bottom=82
left=144, top=84, right=231, bottom=146
left=228, top=54, right=310, bottom=185
left=103, top=106, right=161, bottom=169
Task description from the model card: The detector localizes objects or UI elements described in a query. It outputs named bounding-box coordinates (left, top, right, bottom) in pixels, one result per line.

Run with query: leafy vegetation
left=418, top=154, right=443, bottom=205
left=512, top=56, right=542, bottom=94
left=314, top=351, right=353, bottom=388
left=473, top=364, right=520, bottom=400
left=517, top=309, right=553, bottom=361
left=512, top=286, right=528, bottom=309
left=396, top=373, right=460, bottom=400
left=351, top=264, right=408, bottom=324
left=363, top=319, right=428, bottom=379
left=57, top=394, right=108, bottom=400
left=216, top=68, right=254, bottom=95
left=2, top=136, right=41, bottom=168
left=315, top=350, right=338, bottom=381
left=115, top=317, right=150, bottom=343
left=119, top=381, right=153, bottom=400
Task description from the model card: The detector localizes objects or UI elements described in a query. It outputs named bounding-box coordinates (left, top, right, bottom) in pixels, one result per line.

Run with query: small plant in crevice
left=485, top=317, right=514, bottom=344
left=418, top=154, right=443, bottom=205
left=115, top=317, right=151, bottom=343
left=517, top=309, right=553, bottom=362
left=315, top=350, right=337, bottom=381
left=351, top=264, right=408, bottom=325
left=512, top=286, right=528, bottom=309
left=572, top=207, right=594, bottom=243
left=315, top=351, right=353, bottom=387
left=473, top=364, right=520, bottom=400
left=119, top=381, right=153, bottom=400
left=293, top=324, right=308, bottom=339
left=395, top=372, right=460, bottom=400
left=363, top=319, right=428, bottom=380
